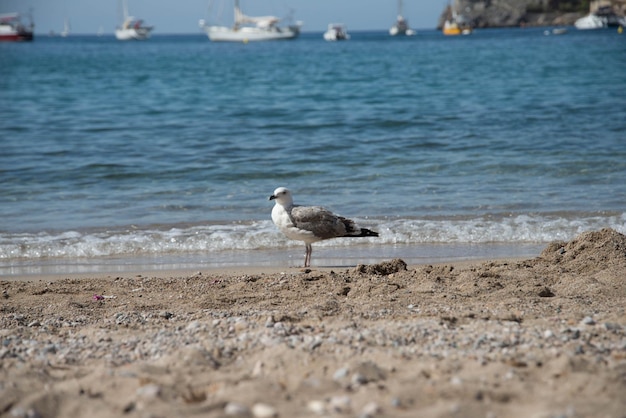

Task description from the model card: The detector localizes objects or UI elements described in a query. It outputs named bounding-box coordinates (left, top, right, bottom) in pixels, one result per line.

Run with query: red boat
left=0, top=13, right=34, bottom=42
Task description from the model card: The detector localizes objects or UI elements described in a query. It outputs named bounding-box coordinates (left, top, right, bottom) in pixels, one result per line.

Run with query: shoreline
left=1, top=242, right=545, bottom=278
left=1, top=229, right=625, bottom=417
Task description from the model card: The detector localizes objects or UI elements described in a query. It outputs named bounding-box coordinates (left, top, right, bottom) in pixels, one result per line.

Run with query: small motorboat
left=323, top=23, right=350, bottom=41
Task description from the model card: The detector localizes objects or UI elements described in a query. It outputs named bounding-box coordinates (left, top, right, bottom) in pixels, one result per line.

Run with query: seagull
left=269, top=187, right=379, bottom=267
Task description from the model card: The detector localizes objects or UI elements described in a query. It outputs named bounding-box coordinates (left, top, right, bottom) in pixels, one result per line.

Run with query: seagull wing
left=290, top=205, right=348, bottom=239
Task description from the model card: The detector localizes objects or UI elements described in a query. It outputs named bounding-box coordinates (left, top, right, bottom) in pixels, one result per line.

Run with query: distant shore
left=437, top=0, right=626, bottom=29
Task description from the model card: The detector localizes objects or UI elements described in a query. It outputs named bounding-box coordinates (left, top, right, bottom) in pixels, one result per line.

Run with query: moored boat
left=575, top=13, right=608, bottom=29
left=115, top=0, right=153, bottom=41
left=544, top=27, right=568, bottom=35
left=442, top=4, right=472, bottom=36
left=389, top=0, right=416, bottom=36
left=323, top=23, right=350, bottom=41
left=575, top=5, right=626, bottom=30
left=443, top=18, right=472, bottom=36
left=0, top=12, right=34, bottom=42
left=199, top=0, right=302, bottom=42
left=60, top=18, right=70, bottom=37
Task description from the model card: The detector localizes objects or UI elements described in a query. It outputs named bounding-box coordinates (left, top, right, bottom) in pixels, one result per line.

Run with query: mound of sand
left=540, top=227, right=626, bottom=272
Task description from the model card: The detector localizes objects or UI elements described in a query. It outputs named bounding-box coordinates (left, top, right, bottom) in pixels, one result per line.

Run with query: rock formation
left=437, top=0, right=626, bottom=28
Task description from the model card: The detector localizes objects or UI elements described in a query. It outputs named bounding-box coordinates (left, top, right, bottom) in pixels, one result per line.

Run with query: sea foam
left=2, top=213, right=624, bottom=261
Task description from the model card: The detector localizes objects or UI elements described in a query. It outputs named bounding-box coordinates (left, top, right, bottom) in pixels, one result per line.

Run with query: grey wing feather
left=290, top=205, right=348, bottom=239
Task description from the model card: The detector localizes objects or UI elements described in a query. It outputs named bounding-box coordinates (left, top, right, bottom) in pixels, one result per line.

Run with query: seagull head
left=269, top=187, right=293, bottom=206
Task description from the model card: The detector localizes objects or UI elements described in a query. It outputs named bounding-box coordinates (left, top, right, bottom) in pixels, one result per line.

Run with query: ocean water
left=2, top=28, right=625, bottom=275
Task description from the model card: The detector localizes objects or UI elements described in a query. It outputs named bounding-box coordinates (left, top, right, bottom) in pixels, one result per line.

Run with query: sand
left=1, top=228, right=625, bottom=418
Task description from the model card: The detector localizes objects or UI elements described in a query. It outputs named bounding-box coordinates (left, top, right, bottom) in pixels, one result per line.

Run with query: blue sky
left=2, top=0, right=448, bottom=35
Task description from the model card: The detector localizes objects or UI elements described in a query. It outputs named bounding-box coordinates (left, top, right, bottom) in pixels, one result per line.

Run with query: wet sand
left=1, top=228, right=625, bottom=417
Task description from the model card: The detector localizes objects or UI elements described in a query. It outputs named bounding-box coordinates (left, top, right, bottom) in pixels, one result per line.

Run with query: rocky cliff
left=437, top=0, right=626, bottom=28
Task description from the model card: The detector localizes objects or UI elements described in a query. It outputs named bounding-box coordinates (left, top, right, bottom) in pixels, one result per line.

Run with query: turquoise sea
left=1, top=28, right=625, bottom=274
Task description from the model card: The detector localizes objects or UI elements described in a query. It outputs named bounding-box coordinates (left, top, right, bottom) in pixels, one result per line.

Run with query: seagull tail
left=350, top=228, right=379, bottom=238
left=340, top=217, right=379, bottom=238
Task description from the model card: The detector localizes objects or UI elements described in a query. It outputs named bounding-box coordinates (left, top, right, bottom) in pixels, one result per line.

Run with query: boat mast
left=117, top=0, right=125, bottom=26
left=234, top=0, right=242, bottom=26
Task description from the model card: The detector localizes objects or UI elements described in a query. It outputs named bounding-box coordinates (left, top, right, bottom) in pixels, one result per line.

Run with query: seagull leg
left=304, top=243, right=312, bottom=267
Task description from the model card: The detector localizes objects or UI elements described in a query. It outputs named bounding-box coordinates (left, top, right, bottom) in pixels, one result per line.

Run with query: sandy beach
left=1, top=228, right=625, bottom=418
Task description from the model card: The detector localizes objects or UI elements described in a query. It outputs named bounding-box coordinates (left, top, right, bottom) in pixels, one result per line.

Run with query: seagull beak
left=269, top=194, right=276, bottom=201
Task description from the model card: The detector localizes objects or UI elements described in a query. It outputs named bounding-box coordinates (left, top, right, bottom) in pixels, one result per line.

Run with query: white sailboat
left=199, top=0, right=302, bottom=42
left=115, top=0, right=153, bottom=41
left=389, top=0, right=415, bottom=36
left=60, top=18, right=70, bottom=37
